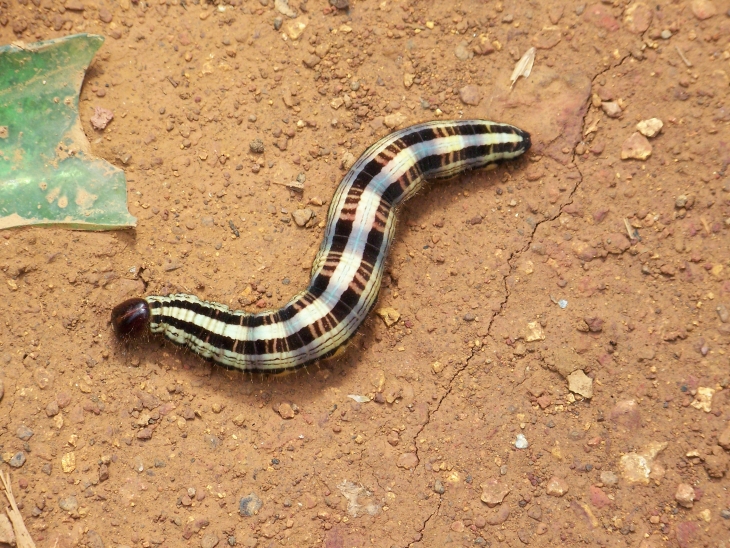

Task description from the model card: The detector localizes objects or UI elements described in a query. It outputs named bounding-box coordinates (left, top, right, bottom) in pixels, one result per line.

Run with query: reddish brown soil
left=1, top=1, right=729, bottom=547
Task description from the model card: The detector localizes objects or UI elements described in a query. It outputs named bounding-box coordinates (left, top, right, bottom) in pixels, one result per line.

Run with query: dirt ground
left=1, top=0, right=730, bottom=547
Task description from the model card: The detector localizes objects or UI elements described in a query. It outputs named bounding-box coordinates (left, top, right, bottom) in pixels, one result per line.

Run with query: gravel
left=59, top=495, right=79, bottom=512
left=16, top=425, right=33, bottom=440
left=239, top=493, right=263, bottom=516
left=292, top=209, right=313, bottom=227
left=8, top=452, right=26, bottom=468
left=249, top=139, right=265, bottom=153
left=546, top=476, right=569, bottom=496
left=515, top=433, right=528, bottom=449
left=458, top=84, right=481, bottom=106
left=201, top=533, right=219, bottom=548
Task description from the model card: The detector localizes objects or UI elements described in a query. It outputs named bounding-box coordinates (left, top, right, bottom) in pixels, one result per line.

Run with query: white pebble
left=515, top=433, right=529, bottom=449
left=636, top=118, right=663, bottom=138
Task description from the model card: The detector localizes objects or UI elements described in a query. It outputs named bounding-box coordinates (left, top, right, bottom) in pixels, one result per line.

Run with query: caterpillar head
left=111, top=298, right=150, bottom=337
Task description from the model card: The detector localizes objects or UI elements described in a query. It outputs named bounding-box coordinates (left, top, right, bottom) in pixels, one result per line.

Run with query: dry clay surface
left=1, top=0, right=730, bottom=547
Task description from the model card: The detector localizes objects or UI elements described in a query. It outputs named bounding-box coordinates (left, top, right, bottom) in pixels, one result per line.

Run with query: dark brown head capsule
left=111, top=298, right=151, bottom=337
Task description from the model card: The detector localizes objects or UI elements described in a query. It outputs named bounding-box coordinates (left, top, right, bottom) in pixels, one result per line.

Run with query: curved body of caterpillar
left=112, top=120, right=531, bottom=372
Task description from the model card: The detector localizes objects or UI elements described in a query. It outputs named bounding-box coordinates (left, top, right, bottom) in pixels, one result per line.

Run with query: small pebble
left=691, top=0, right=717, bottom=20
left=486, top=504, right=510, bottom=525
left=660, top=29, right=672, bottom=39
left=98, top=8, right=112, bottom=23
left=34, top=367, right=52, bottom=389
left=636, top=118, right=663, bottom=138
left=291, top=209, right=313, bottom=227
left=277, top=402, right=295, bottom=419
left=675, top=483, right=695, bottom=508
left=515, top=433, right=528, bottom=449
left=567, top=370, right=594, bottom=398
left=90, top=106, right=114, bottom=130
left=624, top=3, right=652, bottom=32
left=546, top=476, right=569, bottom=497
left=383, top=112, right=407, bottom=129
left=249, top=139, right=265, bottom=153
left=86, top=531, right=104, bottom=548
left=454, top=41, right=472, bottom=61
left=568, top=430, right=584, bottom=441
left=46, top=400, right=59, bottom=417
left=303, top=54, right=321, bottom=68
left=274, top=0, right=297, bottom=17
left=433, top=480, right=445, bottom=494
left=717, top=305, right=730, bottom=323
left=8, top=452, right=26, bottom=468
left=480, top=479, right=510, bottom=507
left=201, top=533, right=219, bottom=548
left=239, top=492, right=263, bottom=516
left=340, top=152, right=356, bottom=170
left=59, top=495, right=79, bottom=512
left=285, top=18, right=307, bottom=40
left=588, top=485, right=612, bottom=509
left=621, top=132, right=652, bottom=160
left=16, top=425, right=34, bottom=441
left=601, top=101, right=622, bottom=118
left=458, top=84, right=481, bottom=106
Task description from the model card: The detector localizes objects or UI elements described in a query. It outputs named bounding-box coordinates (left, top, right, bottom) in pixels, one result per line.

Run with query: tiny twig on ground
left=675, top=45, right=693, bottom=67
left=1, top=470, right=36, bottom=548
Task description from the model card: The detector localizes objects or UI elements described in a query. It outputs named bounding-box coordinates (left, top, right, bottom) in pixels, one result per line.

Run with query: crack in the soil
left=406, top=49, right=635, bottom=547
left=411, top=490, right=444, bottom=546
left=360, top=453, right=387, bottom=495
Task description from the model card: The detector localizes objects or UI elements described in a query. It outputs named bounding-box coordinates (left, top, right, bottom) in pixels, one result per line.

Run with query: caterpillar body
left=112, top=120, right=531, bottom=372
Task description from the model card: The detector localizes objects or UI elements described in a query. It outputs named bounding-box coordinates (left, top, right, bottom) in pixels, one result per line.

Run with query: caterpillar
left=112, top=120, right=531, bottom=372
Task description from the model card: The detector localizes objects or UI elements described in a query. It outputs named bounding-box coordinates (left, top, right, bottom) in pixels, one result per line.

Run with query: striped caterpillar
left=112, top=120, right=531, bottom=372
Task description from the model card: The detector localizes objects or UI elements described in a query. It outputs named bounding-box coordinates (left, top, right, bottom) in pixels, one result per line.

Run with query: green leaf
left=0, top=33, right=135, bottom=230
